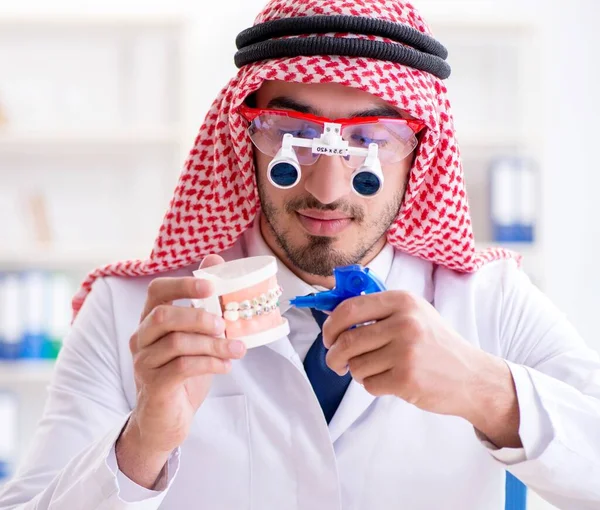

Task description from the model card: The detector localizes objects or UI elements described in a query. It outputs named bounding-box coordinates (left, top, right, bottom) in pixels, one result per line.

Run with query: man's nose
left=303, top=155, right=352, bottom=205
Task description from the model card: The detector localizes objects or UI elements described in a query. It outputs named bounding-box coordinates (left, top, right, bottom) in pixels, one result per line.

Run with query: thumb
left=199, top=254, right=226, bottom=269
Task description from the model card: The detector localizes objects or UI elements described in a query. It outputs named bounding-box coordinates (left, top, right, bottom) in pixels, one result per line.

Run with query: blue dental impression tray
left=289, top=264, right=387, bottom=312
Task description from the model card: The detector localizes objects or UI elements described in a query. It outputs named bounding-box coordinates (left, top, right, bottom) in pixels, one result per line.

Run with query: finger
left=322, top=291, right=413, bottom=349
left=155, top=355, right=232, bottom=388
left=141, top=276, right=215, bottom=322
left=362, top=369, right=396, bottom=397
left=199, top=254, right=226, bottom=268
left=135, top=305, right=225, bottom=351
left=346, top=343, right=395, bottom=384
left=140, top=254, right=225, bottom=321
left=325, top=321, right=390, bottom=375
left=138, top=332, right=246, bottom=369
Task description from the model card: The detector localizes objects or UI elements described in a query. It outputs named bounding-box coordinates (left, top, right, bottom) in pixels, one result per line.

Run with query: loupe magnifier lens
left=352, top=171, right=381, bottom=197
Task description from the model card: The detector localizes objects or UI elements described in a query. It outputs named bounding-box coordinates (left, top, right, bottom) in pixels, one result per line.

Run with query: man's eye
left=279, top=128, right=318, bottom=138
left=351, top=135, right=389, bottom=147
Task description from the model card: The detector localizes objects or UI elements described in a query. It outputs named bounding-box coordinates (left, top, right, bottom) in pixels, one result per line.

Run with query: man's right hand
left=115, top=254, right=247, bottom=489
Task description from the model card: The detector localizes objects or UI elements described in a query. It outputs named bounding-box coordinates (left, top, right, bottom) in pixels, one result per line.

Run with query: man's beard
left=257, top=173, right=404, bottom=277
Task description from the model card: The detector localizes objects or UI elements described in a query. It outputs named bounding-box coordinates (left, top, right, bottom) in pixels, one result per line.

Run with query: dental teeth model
left=192, top=256, right=290, bottom=349
left=223, top=286, right=283, bottom=321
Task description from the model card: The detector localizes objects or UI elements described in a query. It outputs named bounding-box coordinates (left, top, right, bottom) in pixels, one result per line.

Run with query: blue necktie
left=304, top=308, right=352, bottom=424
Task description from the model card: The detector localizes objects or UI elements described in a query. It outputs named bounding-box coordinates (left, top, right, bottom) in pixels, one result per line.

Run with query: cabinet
left=0, top=15, right=186, bottom=278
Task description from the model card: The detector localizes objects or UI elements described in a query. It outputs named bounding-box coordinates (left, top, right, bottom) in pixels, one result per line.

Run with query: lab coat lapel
left=264, top=334, right=297, bottom=359
left=328, top=250, right=435, bottom=443
left=328, top=379, right=376, bottom=442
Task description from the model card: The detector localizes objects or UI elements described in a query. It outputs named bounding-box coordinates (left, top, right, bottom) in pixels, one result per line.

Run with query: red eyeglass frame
left=237, top=103, right=426, bottom=136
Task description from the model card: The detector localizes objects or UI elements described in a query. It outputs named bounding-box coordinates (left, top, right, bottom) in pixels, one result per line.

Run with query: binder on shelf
left=0, top=270, right=73, bottom=361
left=489, top=156, right=537, bottom=243
left=21, top=271, right=48, bottom=359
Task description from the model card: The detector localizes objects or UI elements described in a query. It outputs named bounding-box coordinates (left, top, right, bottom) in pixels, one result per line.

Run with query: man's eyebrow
left=266, top=96, right=321, bottom=115
left=265, top=96, right=407, bottom=119
left=349, top=106, right=406, bottom=119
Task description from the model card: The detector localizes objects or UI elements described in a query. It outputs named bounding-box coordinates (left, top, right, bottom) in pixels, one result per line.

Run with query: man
left=1, top=0, right=600, bottom=509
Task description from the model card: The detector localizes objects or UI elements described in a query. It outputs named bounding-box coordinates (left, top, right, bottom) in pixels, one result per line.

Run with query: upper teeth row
left=223, top=286, right=283, bottom=321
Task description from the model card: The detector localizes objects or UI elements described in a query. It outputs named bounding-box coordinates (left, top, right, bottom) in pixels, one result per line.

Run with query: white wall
left=537, top=0, right=600, bottom=345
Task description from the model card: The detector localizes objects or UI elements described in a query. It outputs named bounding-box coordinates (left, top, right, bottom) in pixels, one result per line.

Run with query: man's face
left=253, top=80, right=416, bottom=277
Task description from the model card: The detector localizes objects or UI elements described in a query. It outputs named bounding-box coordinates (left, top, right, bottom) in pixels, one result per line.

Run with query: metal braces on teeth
left=222, top=286, right=283, bottom=321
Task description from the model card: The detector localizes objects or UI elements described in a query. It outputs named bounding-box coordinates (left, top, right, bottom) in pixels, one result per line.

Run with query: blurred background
left=0, top=0, right=598, bottom=508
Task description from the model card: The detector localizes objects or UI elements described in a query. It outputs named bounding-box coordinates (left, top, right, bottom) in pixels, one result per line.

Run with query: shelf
left=0, top=14, right=184, bottom=29
left=419, top=2, right=536, bottom=29
left=0, top=127, right=180, bottom=150
left=0, top=360, right=56, bottom=386
left=0, top=246, right=151, bottom=271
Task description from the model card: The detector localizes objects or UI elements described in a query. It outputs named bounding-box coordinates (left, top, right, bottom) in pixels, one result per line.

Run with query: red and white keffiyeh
left=72, top=0, right=519, bottom=318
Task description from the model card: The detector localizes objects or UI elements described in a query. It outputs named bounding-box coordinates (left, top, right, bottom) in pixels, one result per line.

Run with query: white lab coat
left=1, top=219, right=600, bottom=510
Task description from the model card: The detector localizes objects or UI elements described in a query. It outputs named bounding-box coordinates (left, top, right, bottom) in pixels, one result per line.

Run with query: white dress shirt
left=1, top=213, right=599, bottom=509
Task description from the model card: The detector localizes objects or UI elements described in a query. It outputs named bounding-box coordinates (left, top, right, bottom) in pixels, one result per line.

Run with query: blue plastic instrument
left=289, top=264, right=387, bottom=312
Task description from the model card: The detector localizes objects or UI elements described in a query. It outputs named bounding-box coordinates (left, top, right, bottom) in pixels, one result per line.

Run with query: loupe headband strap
left=234, top=15, right=451, bottom=79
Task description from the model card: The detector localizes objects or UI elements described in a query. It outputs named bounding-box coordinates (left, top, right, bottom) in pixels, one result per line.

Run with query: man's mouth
left=295, top=209, right=353, bottom=236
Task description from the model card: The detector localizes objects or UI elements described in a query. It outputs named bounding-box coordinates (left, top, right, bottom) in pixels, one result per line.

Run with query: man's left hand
left=322, top=290, right=522, bottom=449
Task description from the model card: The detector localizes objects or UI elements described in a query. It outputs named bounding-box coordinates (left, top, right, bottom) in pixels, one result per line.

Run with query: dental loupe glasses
left=268, top=122, right=384, bottom=198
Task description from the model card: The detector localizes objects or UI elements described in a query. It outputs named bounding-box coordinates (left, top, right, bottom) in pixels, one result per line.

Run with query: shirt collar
left=243, top=212, right=395, bottom=314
